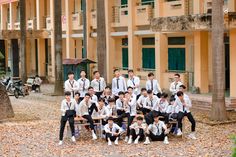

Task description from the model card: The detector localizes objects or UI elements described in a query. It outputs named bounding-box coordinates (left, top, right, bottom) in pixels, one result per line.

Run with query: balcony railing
left=111, top=4, right=128, bottom=27
left=62, top=15, right=66, bottom=31
left=27, top=18, right=36, bottom=30
left=7, top=23, right=11, bottom=30
left=91, top=10, right=97, bottom=29
left=135, top=1, right=154, bottom=26
left=14, top=22, right=20, bottom=30
left=46, top=16, right=51, bottom=30
left=162, top=0, right=186, bottom=17
left=71, top=12, right=83, bottom=30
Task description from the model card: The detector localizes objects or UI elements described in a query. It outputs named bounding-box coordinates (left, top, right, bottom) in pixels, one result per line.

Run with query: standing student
left=169, top=73, right=183, bottom=97
left=146, top=72, right=162, bottom=98
left=137, top=88, right=148, bottom=114
left=104, top=117, right=122, bottom=146
left=127, top=69, right=141, bottom=97
left=112, top=69, right=127, bottom=100
left=175, top=91, right=196, bottom=139
left=156, top=93, right=169, bottom=124
left=91, top=71, right=106, bottom=99
left=128, top=116, right=146, bottom=144
left=64, top=71, right=79, bottom=98
left=77, top=70, right=90, bottom=101
left=101, top=86, right=114, bottom=106
left=144, top=115, right=169, bottom=145
left=59, top=92, right=77, bottom=145
left=78, top=93, right=98, bottom=140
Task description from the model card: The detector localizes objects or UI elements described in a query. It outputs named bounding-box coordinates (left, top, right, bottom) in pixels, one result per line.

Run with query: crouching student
left=156, top=93, right=169, bottom=124
left=59, top=92, right=77, bottom=145
left=128, top=116, right=146, bottom=144
left=104, top=117, right=122, bottom=146
left=144, top=115, right=169, bottom=145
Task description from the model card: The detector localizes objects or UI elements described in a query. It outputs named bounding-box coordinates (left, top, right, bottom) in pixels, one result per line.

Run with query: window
left=168, top=37, right=185, bottom=45
left=142, top=48, right=155, bottom=69
left=141, top=0, right=154, bottom=6
left=168, top=48, right=185, bottom=71
left=122, top=38, right=128, bottom=46
left=121, top=0, right=128, bottom=5
left=142, top=37, right=155, bottom=45
left=122, top=48, right=128, bottom=69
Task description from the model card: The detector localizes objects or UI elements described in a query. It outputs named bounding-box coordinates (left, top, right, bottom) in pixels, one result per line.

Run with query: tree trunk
left=97, top=0, right=107, bottom=80
left=211, top=0, right=228, bottom=121
left=0, top=84, right=14, bottom=120
left=82, top=0, right=87, bottom=58
left=53, top=0, right=64, bottom=95
left=19, top=0, right=27, bottom=83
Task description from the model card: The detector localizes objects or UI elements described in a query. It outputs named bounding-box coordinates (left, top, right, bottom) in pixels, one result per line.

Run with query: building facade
left=0, top=0, right=236, bottom=98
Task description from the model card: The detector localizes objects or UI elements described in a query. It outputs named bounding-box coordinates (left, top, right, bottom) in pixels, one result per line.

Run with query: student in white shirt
left=112, top=69, right=127, bottom=100
left=156, top=93, right=169, bottom=124
left=144, top=115, right=169, bottom=145
left=64, top=71, right=79, bottom=98
left=116, top=91, right=126, bottom=116
left=104, top=117, right=122, bottom=146
left=78, top=93, right=98, bottom=140
left=146, top=72, right=162, bottom=98
left=105, top=98, right=117, bottom=117
left=59, top=92, right=77, bottom=145
left=127, top=69, right=141, bottom=97
left=175, top=90, right=196, bottom=140
left=137, top=88, right=148, bottom=113
left=166, top=97, right=179, bottom=121
left=93, top=98, right=108, bottom=126
left=91, top=71, right=106, bottom=99
left=77, top=70, right=90, bottom=101
left=128, top=116, right=146, bottom=144
left=101, top=86, right=115, bottom=106
left=87, top=87, right=98, bottom=115
left=169, top=73, right=183, bottom=96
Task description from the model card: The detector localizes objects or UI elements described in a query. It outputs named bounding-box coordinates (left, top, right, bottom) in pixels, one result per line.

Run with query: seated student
left=156, top=93, right=169, bottom=124
left=175, top=90, right=196, bottom=139
left=127, top=69, right=141, bottom=98
left=74, top=92, right=81, bottom=105
left=78, top=93, right=98, bottom=140
left=128, top=116, right=146, bottom=144
left=93, top=98, right=107, bottom=118
left=101, top=86, right=114, bottom=106
left=87, top=87, right=99, bottom=115
left=59, top=92, right=77, bottom=145
left=106, top=98, right=117, bottom=117
left=166, top=97, right=179, bottom=121
left=91, top=71, right=106, bottom=99
left=104, top=117, right=122, bottom=146
left=144, top=115, right=169, bottom=145
left=32, top=75, right=42, bottom=92
left=116, top=91, right=126, bottom=116
left=137, top=88, right=148, bottom=114
left=145, top=90, right=160, bottom=125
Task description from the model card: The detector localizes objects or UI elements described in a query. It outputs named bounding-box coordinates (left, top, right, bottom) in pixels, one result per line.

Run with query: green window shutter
left=121, top=0, right=128, bottom=5
left=168, top=48, right=185, bottom=71
left=142, top=48, right=155, bottom=69
left=141, top=0, right=154, bottom=6
left=122, top=48, right=128, bottom=69
left=82, top=48, right=86, bottom=58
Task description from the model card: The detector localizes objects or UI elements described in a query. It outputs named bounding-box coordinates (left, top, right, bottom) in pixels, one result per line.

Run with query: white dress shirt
left=157, top=99, right=169, bottom=113
left=104, top=123, right=122, bottom=134
left=112, top=76, right=127, bottom=96
left=77, top=78, right=90, bottom=97
left=166, top=104, right=179, bottom=114
left=146, top=79, right=162, bottom=95
left=127, top=76, right=141, bottom=95
left=60, top=99, right=77, bottom=116
left=125, top=97, right=137, bottom=116
left=116, top=98, right=125, bottom=110
left=105, top=105, right=117, bottom=116
left=174, top=94, right=192, bottom=113
left=90, top=94, right=98, bottom=102
left=148, top=121, right=167, bottom=136
left=137, top=95, right=148, bottom=108
left=91, top=77, right=106, bottom=92
left=144, top=95, right=160, bottom=110
left=169, top=81, right=183, bottom=95
left=92, top=105, right=108, bottom=118
left=64, top=79, right=79, bottom=97
left=129, top=122, right=147, bottom=135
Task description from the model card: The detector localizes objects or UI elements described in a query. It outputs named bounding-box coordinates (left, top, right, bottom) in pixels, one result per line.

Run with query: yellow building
left=0, top=0, right=236, bottom=99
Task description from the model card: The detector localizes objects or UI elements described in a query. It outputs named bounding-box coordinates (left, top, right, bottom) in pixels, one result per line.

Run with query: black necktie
left=156, top=124, right=159, bottom=135
left=151, top=80, right=153, bottom=91
left=82, top=79, right=85, bottom=91
left=121, top=101, right=124, bottom=108
left=132, top=78, right=135, bottom=86
left=150, top=99, right=153, bottom=107
left=98, top=80, right=101, bottom=91
left=117, top=78, right=119, bottom=89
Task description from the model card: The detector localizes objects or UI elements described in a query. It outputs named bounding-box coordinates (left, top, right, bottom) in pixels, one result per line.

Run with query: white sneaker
left=177, top=129, right=182, bottom=136
left=71, top=136, right=76, bottom=142
left=58, top=141, right=63, bottom=145
left=108, top=140, right=112, bottom=146
left=163, top=136, right=169, bottom=144
left=114, top=138, right=119, bottom=145
left=144, top=137, right=150, bottom=145
left=92, top=132, right=97, bottom=140
left=128, top=137, right=132, bottom=144
left=134, top=138, right=139, bottom=144
left=124, top=136, right=129, bottom=142
left=188, top=132, right=197, bottom=140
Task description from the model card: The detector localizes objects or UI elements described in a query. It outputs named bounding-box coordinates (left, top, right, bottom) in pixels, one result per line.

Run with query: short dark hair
left=179, top=85, right=186, bottom=89
left=113, top=68, right=120, bottom=73
left=127, top=86, right=133, bottom=90
left=169, top=97, right=176, bottom=102
left=68, top=71, right=74, bottom=75
left=85, top=93, right=91, bottom=97
left=107, top=116, right=114, bottom=121
left=124, top=91, right=129, bottom=95
left=65, top=91, right=71, bottom=96
left=148, top=72, right=154, bottom=77
left=128, top=69, right=134, bottom=73
left=147, top=90, right=153, bottom=94
left=35, top=75, right=39, bottom=77
left=174, top=73, right=180, bottom=78
left=93, top=71, right=99, bottom=75
left=88, top=86, right=94, bottom=90
left=75, top=92, right=80, bottom=96
left=161, top=93, right=168, bottom=98
left=136, top=116, right=143, bottom=121
left=98, top=97, right=105, bottom=102
left=177, top=91, right=184, bottom=97
left=153, top=114, right=159, bottom=119
left=118, top=91, right=125, bottom=96
left=141, top=88, right=147, bottom=92
left=105, top=86, right=111, bottom=89
left=108, top=98, right=116, bottom=103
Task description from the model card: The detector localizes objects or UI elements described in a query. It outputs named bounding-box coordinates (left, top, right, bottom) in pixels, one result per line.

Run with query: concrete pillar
left=37, top=39, right=46, bottom=76
left=50, top=0, right=55, bottom=79
left=228, top=0, right=236, bottom=12
left=194, top=31, right=209, bottom=93
left=1, top=5, right=7, bottom=30
left=230, top=29, right=236, bottom=97
left=65, top=0, right=75, bottom=58
left=36, top=0, right=45, bottom=29
left=9, top=2, right=17, bottom=30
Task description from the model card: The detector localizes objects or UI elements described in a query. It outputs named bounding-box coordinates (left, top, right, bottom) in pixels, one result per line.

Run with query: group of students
left=58, top=69, right=196, bottom=146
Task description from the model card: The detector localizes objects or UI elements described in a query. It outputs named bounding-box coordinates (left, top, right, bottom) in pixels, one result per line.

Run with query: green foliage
left=232, top=135, right=236, bottom=157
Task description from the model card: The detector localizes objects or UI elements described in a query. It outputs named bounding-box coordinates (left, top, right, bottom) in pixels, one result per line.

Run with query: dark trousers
left=105, top=132, right=120, bottom=141
left=95, top=91, right=103, bottom=99
left=177, top=112, right=196, bottom=132
left=142, top=108, right=151, bottom=115
left=82, top=115, right=95, bottom=130
left=130, top=128, right=145, bottom=141
left=117, top=113, right=135, bottom=136
left=147, top=131, right=166, bottom=141
left=59, top=116, right=75, bottom=141
left=155, top=92, right=162, bottom=98
left=157, top=112, right=169, bottom=124
left=117, top=110, right=125, bottom=116
left=32, top=84, right=40, bottom=91
left=88, top=103, right=98, bottom=115
left=145, top=110, right=159, bottom=125
left=114, top=96, right=119, bottom=101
